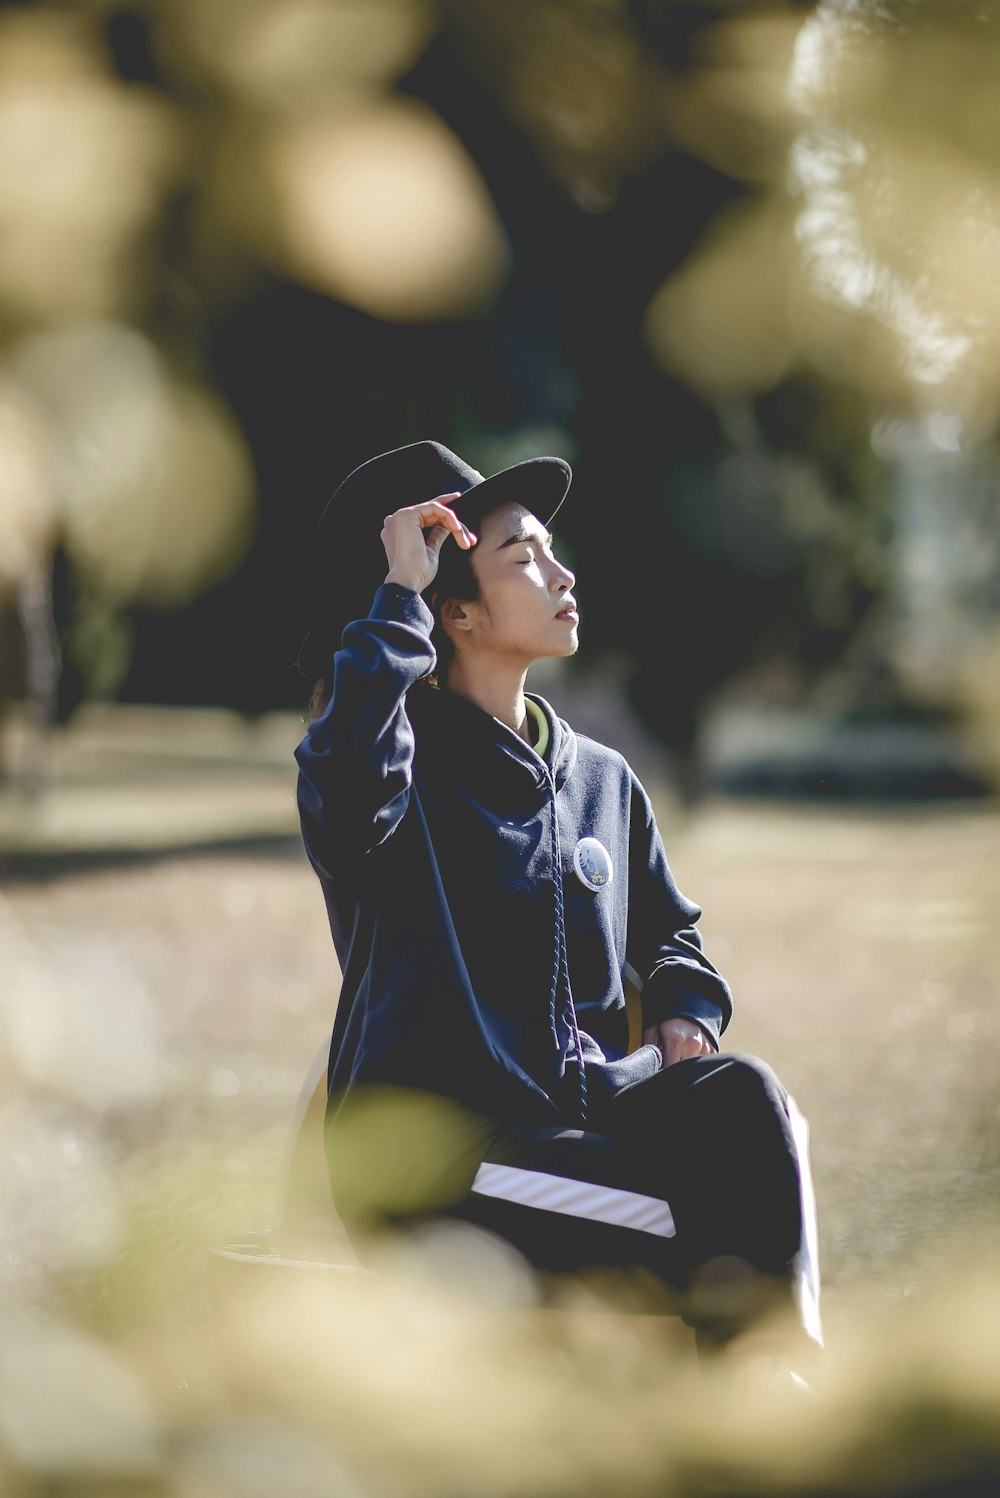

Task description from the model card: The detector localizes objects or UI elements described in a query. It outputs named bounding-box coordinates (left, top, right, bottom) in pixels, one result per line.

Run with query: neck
left=442, top=654, right=533, bottom=745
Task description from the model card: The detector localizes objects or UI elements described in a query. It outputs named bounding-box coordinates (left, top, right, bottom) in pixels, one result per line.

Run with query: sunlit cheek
left=487, top=575, right=545, bottom=648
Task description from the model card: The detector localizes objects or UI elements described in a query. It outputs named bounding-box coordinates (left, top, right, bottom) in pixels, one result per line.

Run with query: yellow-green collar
left=524, top=697, right=549, bottom=759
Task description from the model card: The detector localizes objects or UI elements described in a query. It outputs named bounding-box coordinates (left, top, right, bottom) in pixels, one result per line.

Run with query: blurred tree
left=0, top=0, right=997, bottom=795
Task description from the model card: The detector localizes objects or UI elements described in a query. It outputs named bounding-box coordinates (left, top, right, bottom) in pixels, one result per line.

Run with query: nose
left=553, top=558, right=575, bottom=591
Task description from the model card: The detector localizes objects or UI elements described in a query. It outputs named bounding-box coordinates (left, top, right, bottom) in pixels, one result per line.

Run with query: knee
left=712, top=1053, right=788, bottom=1111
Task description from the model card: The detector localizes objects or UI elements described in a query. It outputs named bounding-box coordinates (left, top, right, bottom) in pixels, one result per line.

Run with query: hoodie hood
left=408, top=686, right=578, bottom=813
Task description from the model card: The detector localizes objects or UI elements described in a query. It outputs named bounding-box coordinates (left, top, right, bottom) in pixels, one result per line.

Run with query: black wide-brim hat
left=296, top=439, right=572, bottom=681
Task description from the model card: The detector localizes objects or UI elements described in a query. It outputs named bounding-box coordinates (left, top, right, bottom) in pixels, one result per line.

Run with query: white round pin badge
left=573, top=836, right=613, bottom=892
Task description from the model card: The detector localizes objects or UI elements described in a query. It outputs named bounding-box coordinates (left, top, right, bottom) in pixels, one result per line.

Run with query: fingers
left=381, top=495, right=477, bottom=550
left=646, top=1017, right=713, bottom=1068
left=670, top=1035, right=703, bottom=1066
left=423, top=522, right=453, bottom=560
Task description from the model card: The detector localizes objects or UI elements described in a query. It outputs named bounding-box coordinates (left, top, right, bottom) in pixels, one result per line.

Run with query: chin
left=524, top=625, right=579, bottom=662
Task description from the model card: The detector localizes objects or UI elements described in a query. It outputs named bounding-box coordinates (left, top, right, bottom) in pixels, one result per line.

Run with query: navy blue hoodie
left=295, top=583, right=733, bottom=1129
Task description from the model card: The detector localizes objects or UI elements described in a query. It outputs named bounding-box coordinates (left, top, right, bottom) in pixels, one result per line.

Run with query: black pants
left=332, top=1054, right=822, bottom=1353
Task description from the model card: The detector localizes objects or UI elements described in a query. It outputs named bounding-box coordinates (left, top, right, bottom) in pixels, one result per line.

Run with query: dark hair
left=306, top=676, right=331, bottom=723
left=424, top=516, right=483, bottom=686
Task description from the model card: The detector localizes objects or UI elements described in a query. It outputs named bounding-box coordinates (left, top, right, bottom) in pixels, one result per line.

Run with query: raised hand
left=381, top=495, right=477, bottom=595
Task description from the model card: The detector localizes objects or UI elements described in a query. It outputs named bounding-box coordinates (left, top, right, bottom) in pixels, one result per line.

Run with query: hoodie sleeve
left=294, top=583, right=436, bottom=871
left=625, top=774, right=733, bottom=1049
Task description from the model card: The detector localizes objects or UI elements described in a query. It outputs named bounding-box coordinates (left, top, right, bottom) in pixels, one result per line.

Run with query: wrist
left=384, top=571, right=426, bottom=594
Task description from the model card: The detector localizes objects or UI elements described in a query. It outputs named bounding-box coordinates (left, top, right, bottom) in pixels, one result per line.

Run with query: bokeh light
left=643, top=194, right=802, bottom=396
left=159, top=0, right=433, bottom=103
left=0, top=12, right=181, bottom=325
left=261, top=99, right=511, bottom=320
left=786, top=0, right=1000, bottom=431
left=5, top=323, right=255, bottom=607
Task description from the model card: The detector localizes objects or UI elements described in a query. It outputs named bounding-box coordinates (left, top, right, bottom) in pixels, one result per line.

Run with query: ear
left=440, top=597, right=473, bottom=632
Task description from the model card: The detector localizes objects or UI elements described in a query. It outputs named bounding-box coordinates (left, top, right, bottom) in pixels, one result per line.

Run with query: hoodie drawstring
left=544, top=770, right=588, bottom=1125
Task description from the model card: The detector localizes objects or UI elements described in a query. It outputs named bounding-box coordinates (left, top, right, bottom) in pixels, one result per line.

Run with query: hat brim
left=296, top=453, right=572, bottom=682
left=449, top=454, right=571, bottom=530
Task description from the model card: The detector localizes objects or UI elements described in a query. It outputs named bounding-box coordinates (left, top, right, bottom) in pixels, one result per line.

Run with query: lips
left=556, top=602, right=579, bottom=621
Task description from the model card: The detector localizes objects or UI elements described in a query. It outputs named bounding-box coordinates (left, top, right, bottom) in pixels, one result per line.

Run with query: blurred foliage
left=0, top=0, right=996, bottom=778
left=5, top=1164, right=1000, bottom=1498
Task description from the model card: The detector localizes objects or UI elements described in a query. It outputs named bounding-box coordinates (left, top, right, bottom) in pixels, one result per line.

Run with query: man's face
left=452, top=500, right=579, bottom=666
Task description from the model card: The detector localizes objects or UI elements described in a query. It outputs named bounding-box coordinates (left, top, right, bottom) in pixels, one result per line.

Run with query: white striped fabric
left=785, top=1094, right=824, bottom=1348
left=471, top=1161, right=677, bottom=1239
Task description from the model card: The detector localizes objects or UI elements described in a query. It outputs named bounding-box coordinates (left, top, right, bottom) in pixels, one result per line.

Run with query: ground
left=2, top=704, right=998, bottom=1339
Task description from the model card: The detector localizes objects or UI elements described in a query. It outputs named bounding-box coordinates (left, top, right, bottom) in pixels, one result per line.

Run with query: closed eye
left=499, top=527, right=555, bottom=556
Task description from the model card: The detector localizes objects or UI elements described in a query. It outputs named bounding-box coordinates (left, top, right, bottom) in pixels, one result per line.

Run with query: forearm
left=295, top=584, right=435, bottom=857
left=626, top=775, right=733, bottom=1047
